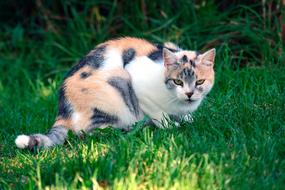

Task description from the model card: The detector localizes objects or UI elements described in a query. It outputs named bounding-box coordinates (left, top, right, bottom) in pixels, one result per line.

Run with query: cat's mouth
left=186, top=99, right=196, bottom=103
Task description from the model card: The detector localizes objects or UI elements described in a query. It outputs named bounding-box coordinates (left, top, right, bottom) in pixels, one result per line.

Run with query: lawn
left=0, top=1, right=284, bottom=189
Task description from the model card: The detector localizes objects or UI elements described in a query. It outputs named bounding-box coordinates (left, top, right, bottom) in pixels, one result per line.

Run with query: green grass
left=0, top=1, right=285, bottom=189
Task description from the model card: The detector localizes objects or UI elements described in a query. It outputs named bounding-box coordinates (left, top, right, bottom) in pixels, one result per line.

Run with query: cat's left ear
left=197, top=48, right=216, bottom=67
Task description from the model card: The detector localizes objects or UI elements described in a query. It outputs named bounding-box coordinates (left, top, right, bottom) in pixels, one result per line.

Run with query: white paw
left=15, top=135, right=30, bottom=149
left=183, top=114, right=194, bottom=123
left=174, top=122, right=181, bottom=127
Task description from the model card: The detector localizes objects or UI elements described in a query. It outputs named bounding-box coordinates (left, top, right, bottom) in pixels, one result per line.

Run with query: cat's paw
left=183, top=114, right=194, bottom=123
left=174, top=121, right=181, bottom=128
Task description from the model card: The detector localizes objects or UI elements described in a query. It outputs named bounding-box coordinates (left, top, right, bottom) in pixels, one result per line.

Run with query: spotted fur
left=122, top=48, right=136, bottom=67
left=15, top=37, right=215, bottom=149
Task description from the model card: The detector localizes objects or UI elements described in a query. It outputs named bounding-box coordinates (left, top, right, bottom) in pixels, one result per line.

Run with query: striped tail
left=15, top=126, right=68, bottom=149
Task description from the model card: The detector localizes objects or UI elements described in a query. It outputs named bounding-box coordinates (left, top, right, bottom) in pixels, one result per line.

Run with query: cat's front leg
left=149, top=112, right=167, bottom=128
left=182, top=113, right=194, bottom=123
left=151, top=113, right=180, bottom=128
left=168, top=113, right=194, bottom=127
left=169, top=114, right=182, bottom=127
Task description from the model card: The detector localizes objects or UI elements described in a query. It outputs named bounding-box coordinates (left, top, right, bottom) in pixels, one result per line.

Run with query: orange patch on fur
left=102, top=37, right=157, bottom=56
left=63, top=66, right=132, bottom=131
left=195, top=65, right=215, bottom=82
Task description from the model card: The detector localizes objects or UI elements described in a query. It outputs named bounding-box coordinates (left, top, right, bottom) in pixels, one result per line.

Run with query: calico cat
left=126, top=47, right=215, bottom=127
left=15, top=37, right=215, bottom=149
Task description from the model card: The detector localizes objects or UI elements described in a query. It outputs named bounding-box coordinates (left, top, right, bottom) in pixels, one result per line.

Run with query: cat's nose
left=185, top=92, right=194, bottom=98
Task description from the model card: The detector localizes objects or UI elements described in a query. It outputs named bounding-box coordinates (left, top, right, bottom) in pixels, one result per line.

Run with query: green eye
left=173, top=79, right=184, bottom=86
left=196, top=79, right=205, bottom=86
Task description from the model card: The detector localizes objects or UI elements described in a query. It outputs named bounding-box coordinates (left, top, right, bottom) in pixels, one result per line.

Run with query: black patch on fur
left=148, top=49, right=163, bottom=61
left=80, top=72, right=91, bottom=79
left=28, top=136, right=39, bottom=149
left=86, top=45, right=106, bottom=69
left=180, top=68, right=194, bottom=78
left=148, top=43, right=178, bottom=61
left=58, top=84, right=73, bottom=119
left=179, top=68, right=195, bottom=85
left=156, top=43, right=178, bottom=53
left=107, top=77, right=140, bottom=117
left=155, top=43, right=165, bottom=51
left=91, top=108, right=118, bottom=126
left=190, top=60, right=195, bottom=67
left=181, top=55, right=188, bottom=63
left=123, top=48, right=136, bottom=67
left=65, top=45, right=106, bottom=78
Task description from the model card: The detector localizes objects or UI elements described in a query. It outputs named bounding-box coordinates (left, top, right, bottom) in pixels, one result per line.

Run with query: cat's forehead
left=166, top=50, right=205, bottom=82
left=175, top=51, right=198, bottom=63
left=168, top=62, right=196, bottom=83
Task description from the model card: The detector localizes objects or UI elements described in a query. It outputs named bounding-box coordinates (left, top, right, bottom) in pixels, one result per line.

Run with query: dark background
left=0, top=0, right=283, bottom=75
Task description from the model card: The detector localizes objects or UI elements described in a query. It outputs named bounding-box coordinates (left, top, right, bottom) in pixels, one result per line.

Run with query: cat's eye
left=196, top=79, right=205, bottom=86
left=173, top=79, right=184, bottom=86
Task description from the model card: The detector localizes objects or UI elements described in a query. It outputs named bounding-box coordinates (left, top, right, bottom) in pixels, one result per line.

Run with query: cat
left=126, top=47, right=215, bottom=127
left=15, top=37, right=215, bottom=149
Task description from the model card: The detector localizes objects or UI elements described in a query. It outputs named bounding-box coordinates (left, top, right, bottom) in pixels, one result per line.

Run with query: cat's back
left=103, top=37, right=157, bottom=57
left=84, top=37, right=158, bottom=70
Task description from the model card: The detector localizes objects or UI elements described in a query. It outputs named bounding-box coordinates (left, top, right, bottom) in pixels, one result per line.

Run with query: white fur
left=100, top=48, right=145, bottom=129
left=15, top=135, right=30, bottom=149
left=117, top=109, right=143, bottom=130
left=72, top=112, right=81, bottom=124
left=102, top=48, right=123, bottom=70
left=101, top=47, right=209, bottom=127
left=71, top=112, right=82, bottom=132
left=126, top=57, right=202, bottom=127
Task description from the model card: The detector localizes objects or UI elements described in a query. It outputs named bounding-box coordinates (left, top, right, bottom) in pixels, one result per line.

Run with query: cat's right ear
left=163, top=48, right=177, bottom=69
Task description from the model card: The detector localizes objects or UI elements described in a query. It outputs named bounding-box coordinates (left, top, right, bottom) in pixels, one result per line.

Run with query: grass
left=0, top=1, right=285, bottom=189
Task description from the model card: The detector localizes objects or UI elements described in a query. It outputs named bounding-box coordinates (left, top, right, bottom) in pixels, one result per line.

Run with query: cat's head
left=163, top=48, right=215, bottom=104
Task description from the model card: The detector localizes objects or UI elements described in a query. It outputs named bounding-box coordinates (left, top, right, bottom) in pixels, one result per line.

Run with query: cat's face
left=163, top=48, right=215, bottom=104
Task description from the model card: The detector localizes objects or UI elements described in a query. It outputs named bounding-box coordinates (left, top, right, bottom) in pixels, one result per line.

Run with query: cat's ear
left=163, top=48, right=177, bottom=69
left=198, top=48, right=216, bottom=67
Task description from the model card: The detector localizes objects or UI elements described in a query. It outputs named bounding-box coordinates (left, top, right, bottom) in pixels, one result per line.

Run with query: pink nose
left=185, top=92, right=194, bottom=98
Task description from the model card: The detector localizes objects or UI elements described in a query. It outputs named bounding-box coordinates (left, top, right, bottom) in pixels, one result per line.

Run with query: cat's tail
left=15, top=125, right=68, bottom=149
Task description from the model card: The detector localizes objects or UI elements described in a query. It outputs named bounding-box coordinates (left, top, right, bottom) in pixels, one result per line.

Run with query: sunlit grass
left=0, top=1, right=284, bottom=189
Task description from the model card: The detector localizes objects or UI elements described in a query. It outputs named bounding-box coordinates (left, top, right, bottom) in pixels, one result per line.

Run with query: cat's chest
left=125, top=57, right=166, bottom=96
left=125, top=57, right=190, bottom=115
